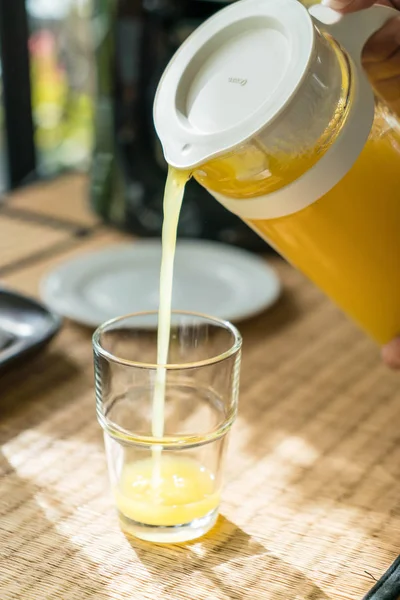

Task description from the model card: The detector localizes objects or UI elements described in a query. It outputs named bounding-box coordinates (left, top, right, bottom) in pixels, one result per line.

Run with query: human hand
left=381, top=339, right=400, bottom=369
left=322, top=0, right=400, bottom=117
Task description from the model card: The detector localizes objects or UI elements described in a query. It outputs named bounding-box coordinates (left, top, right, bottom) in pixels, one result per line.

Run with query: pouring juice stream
left=115, top=167, right=221, bottom=530
left=152, top=166, right=189, bottom=441
left=149, top=166, right=188, bottom=490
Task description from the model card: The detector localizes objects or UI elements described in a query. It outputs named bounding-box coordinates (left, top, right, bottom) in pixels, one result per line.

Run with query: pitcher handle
left=309, top=4, right=398, bottom=68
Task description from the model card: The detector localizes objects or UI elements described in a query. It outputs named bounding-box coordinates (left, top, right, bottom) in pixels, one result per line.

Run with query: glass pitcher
left=154, top=0, right=400, bottom=345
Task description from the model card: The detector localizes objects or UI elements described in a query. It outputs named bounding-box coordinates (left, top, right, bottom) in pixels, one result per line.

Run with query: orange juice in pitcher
left=154, top=0, right=400, bottom=345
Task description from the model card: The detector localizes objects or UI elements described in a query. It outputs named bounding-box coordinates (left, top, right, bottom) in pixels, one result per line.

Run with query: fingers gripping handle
left=309, top=4, right=398, bottom=137
left=309, top=4, right=399, bottom=66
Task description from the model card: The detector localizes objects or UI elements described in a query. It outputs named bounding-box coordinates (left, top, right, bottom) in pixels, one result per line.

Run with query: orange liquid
left=115, top=455, right=219, bottom=528
left=194, top=142, right=324, bottom=199
left=196, top=109, right=400, bottom=344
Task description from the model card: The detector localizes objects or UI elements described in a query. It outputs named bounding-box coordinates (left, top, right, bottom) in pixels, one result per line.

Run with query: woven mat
left=0, top=215, right=73, bottom=272
left=1, top=177, right=400, bottom=600
left=3, top=174, right=100, bottom=228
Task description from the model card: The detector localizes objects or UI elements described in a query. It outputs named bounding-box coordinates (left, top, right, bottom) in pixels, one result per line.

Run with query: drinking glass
left=93, top=311, right=242, bottom=544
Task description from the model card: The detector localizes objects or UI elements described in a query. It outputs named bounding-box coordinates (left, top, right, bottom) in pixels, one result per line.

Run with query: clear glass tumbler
left=93, top=311, right=242, bottom=544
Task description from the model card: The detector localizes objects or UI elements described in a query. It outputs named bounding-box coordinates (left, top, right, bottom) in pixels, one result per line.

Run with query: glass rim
left=92, top=310, right=242, bottom=370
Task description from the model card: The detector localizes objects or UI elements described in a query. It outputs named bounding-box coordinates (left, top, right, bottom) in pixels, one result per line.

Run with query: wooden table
left=1, top=175, right=399, bottom=600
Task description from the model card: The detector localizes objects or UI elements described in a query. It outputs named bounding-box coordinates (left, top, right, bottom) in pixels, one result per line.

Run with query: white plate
left=40, top=240, right=281, bottom=328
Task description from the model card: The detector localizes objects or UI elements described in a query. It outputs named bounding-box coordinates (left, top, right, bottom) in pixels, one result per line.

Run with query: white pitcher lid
left=154, top=0, right=315, bottom=169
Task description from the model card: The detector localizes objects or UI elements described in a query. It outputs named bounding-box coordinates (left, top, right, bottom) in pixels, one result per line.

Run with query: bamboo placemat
left=1, top=176, right=400, bottom=600
left=0, top=214, right=74, bottom=272
left=3, top=174, right=100, bottom=228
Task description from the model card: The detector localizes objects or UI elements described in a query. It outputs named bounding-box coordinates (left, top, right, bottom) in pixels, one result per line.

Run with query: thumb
left=322, top=0, right=377, bottom=12
left=381, top=338, right=400, bottom=369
